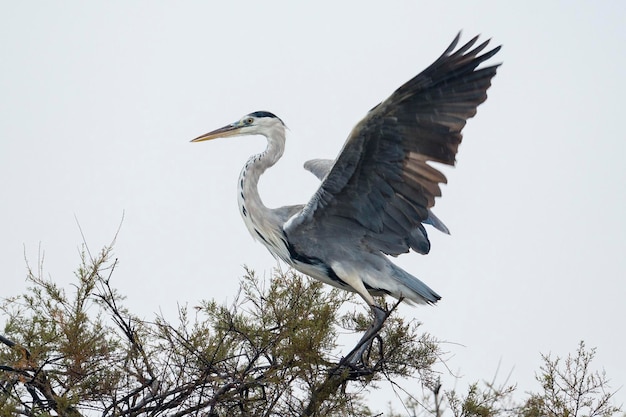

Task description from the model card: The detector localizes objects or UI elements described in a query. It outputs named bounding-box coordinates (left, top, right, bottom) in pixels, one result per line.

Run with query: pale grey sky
left=1, top=1, right=625, bottom=412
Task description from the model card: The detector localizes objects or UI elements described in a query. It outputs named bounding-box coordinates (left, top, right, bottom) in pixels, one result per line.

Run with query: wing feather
left=286, top=33, right=500, bottom=256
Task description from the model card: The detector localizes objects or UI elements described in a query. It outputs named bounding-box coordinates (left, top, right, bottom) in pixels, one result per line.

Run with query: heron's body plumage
left=193, top=33, right=500, bottom=310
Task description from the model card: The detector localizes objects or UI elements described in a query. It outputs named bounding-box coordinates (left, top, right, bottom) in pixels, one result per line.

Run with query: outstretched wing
left=285, top=33, right=500, bottom=256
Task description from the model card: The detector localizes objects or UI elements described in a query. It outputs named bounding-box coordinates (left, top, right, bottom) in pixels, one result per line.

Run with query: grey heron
left=192, top=33, right=500, bottom=350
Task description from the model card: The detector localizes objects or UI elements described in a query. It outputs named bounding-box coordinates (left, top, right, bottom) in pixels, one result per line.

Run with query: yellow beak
left=191, top=123, right=242, bottom=142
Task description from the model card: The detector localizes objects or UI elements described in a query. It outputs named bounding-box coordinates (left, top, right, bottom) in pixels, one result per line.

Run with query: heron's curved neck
left=238, top=127, right=286, bottom=230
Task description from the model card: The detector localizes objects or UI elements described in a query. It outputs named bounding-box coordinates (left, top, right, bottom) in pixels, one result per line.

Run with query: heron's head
left=191, top=111, right=285, bottom=143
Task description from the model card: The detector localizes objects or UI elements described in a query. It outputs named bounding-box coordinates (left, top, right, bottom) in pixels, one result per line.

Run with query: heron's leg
left=347, top=305, right=389, bottom=365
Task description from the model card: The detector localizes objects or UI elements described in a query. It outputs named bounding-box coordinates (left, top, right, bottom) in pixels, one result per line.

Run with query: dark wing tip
left=443, top=31, right=463, bottom=55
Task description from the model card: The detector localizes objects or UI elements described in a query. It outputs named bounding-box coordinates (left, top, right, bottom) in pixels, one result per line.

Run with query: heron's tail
left=390, top=263, right=441, bottom=305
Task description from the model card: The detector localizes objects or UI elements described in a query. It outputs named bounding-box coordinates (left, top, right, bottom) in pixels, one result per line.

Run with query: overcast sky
left=1, top=1, right=625, bottom=412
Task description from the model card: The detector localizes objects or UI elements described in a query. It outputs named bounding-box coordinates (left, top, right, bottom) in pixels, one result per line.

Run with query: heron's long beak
left=191, top=123, right=242, bottom=142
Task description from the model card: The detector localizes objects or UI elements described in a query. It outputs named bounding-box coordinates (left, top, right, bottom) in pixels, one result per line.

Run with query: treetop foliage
left=0, top=244, right=438, bottom=416
left=0, top=243, right=622, bottom=417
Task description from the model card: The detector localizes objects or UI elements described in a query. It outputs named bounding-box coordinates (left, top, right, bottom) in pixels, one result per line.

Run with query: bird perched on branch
left=192, top=33, right=500, bottom=339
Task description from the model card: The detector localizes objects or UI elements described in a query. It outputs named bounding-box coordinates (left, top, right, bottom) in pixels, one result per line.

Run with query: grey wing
left=286, top=33, right=500, bottom=256
left=305, top=158, right=450, bottom=234
left=304, top=159, right=334, bottom=180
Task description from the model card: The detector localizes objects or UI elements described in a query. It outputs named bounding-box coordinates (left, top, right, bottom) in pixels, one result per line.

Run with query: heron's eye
left=245, top=118, right=254, bottom=125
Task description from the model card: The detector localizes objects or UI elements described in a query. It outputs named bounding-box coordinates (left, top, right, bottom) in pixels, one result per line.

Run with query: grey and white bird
left=192, top=33, right=500, bottom=325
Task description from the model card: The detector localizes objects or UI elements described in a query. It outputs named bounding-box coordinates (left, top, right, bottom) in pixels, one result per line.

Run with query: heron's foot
left=347, top=305, right=389, bottom=367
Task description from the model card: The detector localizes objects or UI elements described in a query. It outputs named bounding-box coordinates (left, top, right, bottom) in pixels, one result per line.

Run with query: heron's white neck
left=237, top=125, right=286, bottom=244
